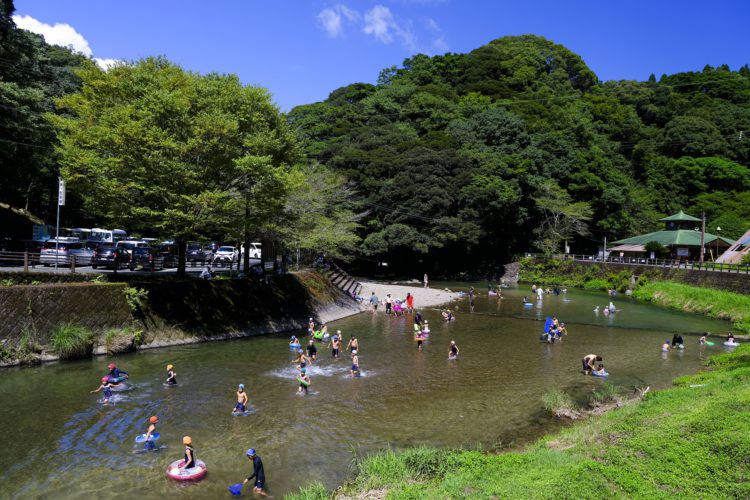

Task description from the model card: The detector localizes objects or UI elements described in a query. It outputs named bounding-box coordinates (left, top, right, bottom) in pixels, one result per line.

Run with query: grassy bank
left=633, top=281, right=750, bottom=333
left=292, top=346, right=750, bottom=499
left=518, top=257, right=648, bottom=292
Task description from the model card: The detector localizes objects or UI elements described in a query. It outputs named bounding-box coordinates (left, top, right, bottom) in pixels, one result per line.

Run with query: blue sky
left=13, top=1, right=750, bottom=110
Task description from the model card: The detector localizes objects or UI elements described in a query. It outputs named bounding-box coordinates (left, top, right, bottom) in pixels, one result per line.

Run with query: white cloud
left=317, top=4, right=360, bottom=38
left=425, top=17, right=441, bottom=33
left=363, top=5, right=418, bottom=51
left=13, top=14, right=93, bottom=56
left=13, top=14, right=121, bottom=70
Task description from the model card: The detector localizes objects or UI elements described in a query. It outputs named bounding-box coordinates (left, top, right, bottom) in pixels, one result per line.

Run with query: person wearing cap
left=107, top=363, right=128, bottom=383
left=144, top=415, right=158, bottom=450
left=448, top=340, right=459, bottom=359
left=291, top=349, right=310, bottom=371
left=242, top=448, right=267, bottom=496
left=350, top=350, right=360, bottom=377
left=90, top=376, right=114, bottom=404
left=165, top=364, right=177, bottom=386
left=328, top=331, right=342, bottom=359
left=180, top=436, right=195, bottom=470
left=415, top=329, right=424, bottom=351
left=307, top=317, right=315, bottom=335
left=233, top=384, right=248, bottom=414
left=306, top=339, right=318, bottom=361
left=289, top=335, right=299, bottom=347
left=297, top=371, right=311, bottom=395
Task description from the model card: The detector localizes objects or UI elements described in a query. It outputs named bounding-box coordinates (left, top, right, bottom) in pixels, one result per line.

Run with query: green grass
left=542, top=389, right=576, bottom=415
left=49, top=323, right=94, bottom=359
left=633, top=281, right=750, bottom=333
left=289, top=345, right=750, bottom=499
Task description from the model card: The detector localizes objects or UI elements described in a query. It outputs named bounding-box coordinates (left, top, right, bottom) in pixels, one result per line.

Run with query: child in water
left=144, top=415, right=158, bottom=450
left=328, top=332, right=341, bottom=359
left=448, top=340, right=459, bottom=359
left=351, top=350, right=360, bottom=377
left=662, top=341, right=670, bottom=352
left=179, top=436, right=195, bottom=470
left=165, top=364, right=177, bottom=385
left=297, top=371, right=311, bottom=395
left=233, top=384, right=248, bottom=414
left=415, top=330, right=424, bottom=351
left=91, top=376, right=114, bottom=404
left=594, top=364, right=606, bottom=375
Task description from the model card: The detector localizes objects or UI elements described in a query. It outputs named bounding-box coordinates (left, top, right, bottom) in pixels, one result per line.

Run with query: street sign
left=58, top=178, right=66, bottom=206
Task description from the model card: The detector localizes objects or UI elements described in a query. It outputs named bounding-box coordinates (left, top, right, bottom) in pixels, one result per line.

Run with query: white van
left=91, top=228, right=128, bottom=243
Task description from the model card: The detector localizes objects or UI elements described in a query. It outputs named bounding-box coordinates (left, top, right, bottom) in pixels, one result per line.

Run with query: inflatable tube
left=166, top=459, right=207, bottom=481
left=704, top=341, right=715, bottom=346
left=592, top=371, right=609, bottom=377
left=422, top=328, right=431, bottom=334
left=297, top=377, right=310, bottom=387
left=110, top=383, right=133, bottom=392
left=135, top=432, right=160, bottom=443
left=724, top=341, right=740, bottom=347
left=107, top=375, right=127, bottom=384
left=289, top=343, right=301, bottom=349
left=414, top=336, right=424, bottom=342
left=523, top=303, right=533, bottom=308
left=674, top=344, right=685, bottom=350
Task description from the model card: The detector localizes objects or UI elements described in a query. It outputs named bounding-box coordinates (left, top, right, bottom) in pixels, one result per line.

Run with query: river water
left=0, top=285, right=733, bottom=498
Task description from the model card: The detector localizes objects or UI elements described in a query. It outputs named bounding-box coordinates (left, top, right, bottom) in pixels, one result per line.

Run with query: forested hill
left=289, top=35, right=750, bottom=274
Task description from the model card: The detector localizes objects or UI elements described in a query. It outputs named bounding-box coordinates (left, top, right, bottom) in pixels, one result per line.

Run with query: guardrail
left=542, top=253, right=750, bottom=274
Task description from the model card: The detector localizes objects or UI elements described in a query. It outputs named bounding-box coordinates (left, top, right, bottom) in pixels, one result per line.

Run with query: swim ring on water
left=135, top=432, right=160, bottom=443
left=289, top=343, right=301, bottom=349
left=166, top=459, right=207, bottom=481
left=724, top=341, right=740, bottom=347
left=297, top=377, right=310, bottom=387
left=107, top=375, right=127, bottom=384
left=523, top=303, right=533, bottom=308
left=704, top=341, right=715, bottom=346
left=592, top=371, right=609, bottom=377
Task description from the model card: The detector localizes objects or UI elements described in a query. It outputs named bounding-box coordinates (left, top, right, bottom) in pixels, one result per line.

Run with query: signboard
left=676, top=247, right=689, bottom=257
left=58, top=178, right=66, bottom=206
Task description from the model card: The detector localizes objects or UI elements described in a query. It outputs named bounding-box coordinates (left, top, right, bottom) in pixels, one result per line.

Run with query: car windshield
left=134, top=248, right=151, bottom=255
left=188, top=243, right=201, bottom=250
left=218, top=246, right=234, bottom=252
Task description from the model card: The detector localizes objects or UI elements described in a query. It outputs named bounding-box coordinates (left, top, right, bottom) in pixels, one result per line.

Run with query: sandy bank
left=358, top=282, right=459, bottom=310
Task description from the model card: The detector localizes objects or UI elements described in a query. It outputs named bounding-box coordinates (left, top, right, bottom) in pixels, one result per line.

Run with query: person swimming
left=165, top=364, right=177, bottom=385
left=234, top=384, right=248, bottom=414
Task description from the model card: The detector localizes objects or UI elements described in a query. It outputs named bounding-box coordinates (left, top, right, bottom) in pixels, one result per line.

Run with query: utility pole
left=603, top=236, right=607, bottom=263
left=699, top=212, right=706, bottom=265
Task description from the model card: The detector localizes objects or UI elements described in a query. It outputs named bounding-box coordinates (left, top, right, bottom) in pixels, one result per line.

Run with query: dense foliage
left=289, top=35, right=750, bottom=274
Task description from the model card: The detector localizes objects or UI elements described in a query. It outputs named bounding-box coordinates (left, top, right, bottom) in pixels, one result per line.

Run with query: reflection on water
left=0, top=285, right=733, bottom=498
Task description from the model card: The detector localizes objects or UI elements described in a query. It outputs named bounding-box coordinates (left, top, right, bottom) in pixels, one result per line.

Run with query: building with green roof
left=610, top=211, right=735, bottom=261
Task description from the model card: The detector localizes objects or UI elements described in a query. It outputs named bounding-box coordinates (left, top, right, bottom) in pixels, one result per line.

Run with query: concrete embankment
left=0, top=270, right=363, bottom=366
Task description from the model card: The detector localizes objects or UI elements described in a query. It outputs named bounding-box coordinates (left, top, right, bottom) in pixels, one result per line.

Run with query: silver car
left=40, top=239, right=92, bottom=266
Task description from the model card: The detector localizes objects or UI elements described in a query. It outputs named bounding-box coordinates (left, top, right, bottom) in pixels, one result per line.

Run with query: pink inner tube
left=166, top=459, right=207, bottom=481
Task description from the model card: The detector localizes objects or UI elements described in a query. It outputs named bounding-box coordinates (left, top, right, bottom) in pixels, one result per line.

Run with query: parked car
left=115, top=240, right=149, bottom=261
left=129, top=247, right=163, bottom=271
left=213, top=245, right=238, bottom=264
left=39, top=238, right=92, bottom=266
left=91, top=245, right=128, bottom=270
left=240, top=242, right=262, bottom=259
left=158, top=241, right=178, bottom=268
left=187, top=242, right=208, bottom=263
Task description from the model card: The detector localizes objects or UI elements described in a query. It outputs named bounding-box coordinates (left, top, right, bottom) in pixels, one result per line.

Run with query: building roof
left=609, top=244, right=646, bottom=252
left=612, top=230, right=735, bottom=247
left=716, top=228, right=750, bottom=264
left=659, top=210, right=702, bottom=223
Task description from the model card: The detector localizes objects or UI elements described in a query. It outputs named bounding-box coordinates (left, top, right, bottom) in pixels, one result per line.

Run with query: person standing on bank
left=423, top=273, right=429, bottom=288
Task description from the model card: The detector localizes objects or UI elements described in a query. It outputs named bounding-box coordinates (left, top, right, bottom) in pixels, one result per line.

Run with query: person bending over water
left=234, top=384, right=248, bottom=414
left=448, top=340, right=459, bottom=359
left=671, top=334, right=684, bottom=348
left=91, top=377, right=114, bottom=403
left=165, top=364, right=177, bottom=385
left=351, top=350, right=360, bottom=377
left=582, top=354, right=602, bottom=375
left=242, top=448, right=267, bottom=497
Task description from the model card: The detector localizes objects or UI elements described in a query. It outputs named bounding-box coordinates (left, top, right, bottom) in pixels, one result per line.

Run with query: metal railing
left=547, top=253, right=750, bottom=274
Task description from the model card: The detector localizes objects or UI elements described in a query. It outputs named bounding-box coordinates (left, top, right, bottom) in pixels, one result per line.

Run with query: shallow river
left=0, top=285, right=734, bottom=498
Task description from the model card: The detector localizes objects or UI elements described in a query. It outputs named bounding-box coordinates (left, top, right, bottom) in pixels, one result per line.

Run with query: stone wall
left=0, top=283, right=132, bottom=343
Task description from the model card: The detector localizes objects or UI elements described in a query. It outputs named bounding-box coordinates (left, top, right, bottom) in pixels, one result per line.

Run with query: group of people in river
left=368, top=291, right=415, bottom=316
left=89, top=361, right=268, bottom=495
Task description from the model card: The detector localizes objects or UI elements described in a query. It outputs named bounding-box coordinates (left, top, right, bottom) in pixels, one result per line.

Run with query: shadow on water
left=0, top=285, right=733, bottom=498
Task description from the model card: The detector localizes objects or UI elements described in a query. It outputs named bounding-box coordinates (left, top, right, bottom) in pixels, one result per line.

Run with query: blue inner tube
left=592, top=371, right=609, bottom=377
left=135, top=432, right=160, bottom=443
left=289, top=343, right=301, bottom=349
left=108, top=375, right=127, bottom=384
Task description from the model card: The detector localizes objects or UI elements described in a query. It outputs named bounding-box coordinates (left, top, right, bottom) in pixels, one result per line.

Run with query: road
left=0, top=259, right=261, bottom=276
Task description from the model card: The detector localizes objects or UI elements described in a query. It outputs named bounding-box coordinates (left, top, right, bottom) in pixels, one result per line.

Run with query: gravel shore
left=358, top=281, right=459, bottom=310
